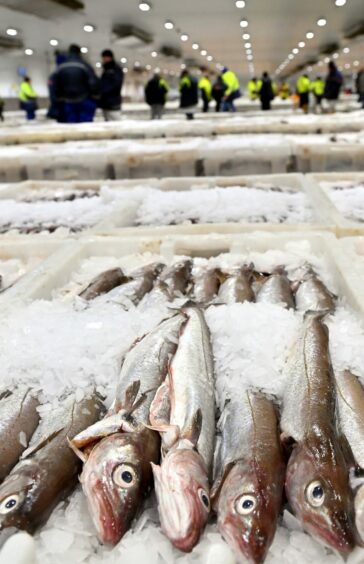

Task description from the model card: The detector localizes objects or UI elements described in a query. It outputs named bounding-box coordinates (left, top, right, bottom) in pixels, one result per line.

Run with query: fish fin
left=145, top=422, right=180, bottom=451
left=121, top=380, right=141, bottom=412
left=211, top=462, right=235, bottom=511
left=21, top=428, right=64, bottom=459
left=67, top=436, right=88, bottom=463
left=182, top=408, right=202, bottom=448
left=150, top=381, right=171, bottom=427
left=71, top=413, right=128, bottom=448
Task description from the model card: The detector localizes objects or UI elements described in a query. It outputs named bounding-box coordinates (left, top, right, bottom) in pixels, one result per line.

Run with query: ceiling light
left=247, top=55, right=253, bottom=61
left=292, top=48, right=299, bottom=54
left=333, top=52, right=338, bottom=59
left=335, top=0, right=346, bottom=5
left=124, top=68, right=128, bottom=73
left=50, top=39, right=59, bottom=46
left=318, top=61, right=323, bottom=66
left=306, top=31, right=314, bottom=39
left=239, top=19, right=248, bottom=28
left=95, top=62, right=101, bottom=68
left=81, top=47, right=88, bottom=54
left=246, top=49, right=252, bottom=55
left=317, top=18, right=327, bottom=26
left=242, top=33, right=250, bottom=40
left=245, top=42, right=251, bottom=49
left=288, top=54, right=294, bottom=60
left=180, top=34, right=189, bottom=41
left=6, top=28, right=18, bottom=36
left=324, top=57, right=330, bottom=63
left=121, top=57, right=127, bottom=63
left=83, top=24, right=95, bottom=32
left=343, top=47, right=350, bottom=53
left=354, top=60, right=359, bottom=66
left=134, top=61, right=141, bottom=67
left=298, top=41, right=305, bottom=48
left=235, top=0, right=246, bottom=7
left=151, top=51, right=158, bottom=57
left=155, top=67, right=160, bottom=73
left=24, top=48, right=33, bottom=56
left=344, top=63, right=350, bottom=69
left=207, top=55, right=213, bottom=61
left=181, top=63, right=186, bottom=69
left=192, top=43, right=199, bottom=50
left=139, top=2, right=151, bottom=11
left=146, top=64, right=151, bottom=70
left=200, top=49, right=207, bottom=56
left=164, top=20, right=174, bottom=30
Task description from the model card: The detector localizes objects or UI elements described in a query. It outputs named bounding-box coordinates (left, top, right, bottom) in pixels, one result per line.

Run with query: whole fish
left=154, top=259, right=192, bottom=299
left=0, top=392, right=103, bottom=537
left=335, top=370, right=364, bottom=543
left=217, top=266, right=254, bottom=304
left=256, top=268, right=294, bottom=308
left=0, top=388, right=40, bottom=483
left=295, top=268, right=335, bottom=313
left=281, top=313, right=356, bottom=555
left=96, top=262, right=164, bottom=306
left=212, top=392, right=285, bottom=563
left=150, top=306, right=215, bottom=552
left=79, top=268, right=129, bottom=301
left=70, top=314, right=184, bottom=546
left=192, top=267, right=220, bottom=304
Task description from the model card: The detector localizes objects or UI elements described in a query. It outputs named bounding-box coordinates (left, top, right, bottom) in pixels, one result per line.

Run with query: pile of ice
left=0, top=242, right=363, bottom=563
left=0, top=257, right=41, bottom=291
left=136, top=186, right=313, bottom=225
left=321, top=181, right=364, bottom=223
left=0, top=187, right=139, bottom=233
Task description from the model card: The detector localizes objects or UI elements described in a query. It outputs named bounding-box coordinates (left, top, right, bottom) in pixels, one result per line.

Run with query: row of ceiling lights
left=4, top=25, right=92, bottom=56
left=234, top=1, right=254, bottom=75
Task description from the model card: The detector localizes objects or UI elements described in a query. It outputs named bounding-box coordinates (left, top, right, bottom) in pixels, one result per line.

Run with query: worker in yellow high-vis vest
left=19, top=76, right=38, bottom=120
left=198, top=70, right=212, bottom=113
left=311, top=76, right=325, bottom=113
left=296, top=74, right=311, bottom=114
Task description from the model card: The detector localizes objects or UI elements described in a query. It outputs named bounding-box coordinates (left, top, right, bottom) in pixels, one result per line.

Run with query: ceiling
left=0, top=0, right=363, bottom=82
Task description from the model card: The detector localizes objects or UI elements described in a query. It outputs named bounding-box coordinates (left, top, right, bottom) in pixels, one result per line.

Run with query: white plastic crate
left=295, top=143, right=364, bottom=173
left=1, top=232, right=362, bottom=318
left=307, top=173, right=364, bottom=236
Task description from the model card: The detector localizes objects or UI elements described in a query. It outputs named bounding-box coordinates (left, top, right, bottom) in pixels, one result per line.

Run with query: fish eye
left=198, top=488, right=210, bottom=511
left=113, top=464, right=137, bottom=489
left=236, top=494, right=257, bottom=515
left=306, top=480, right=325, bottom=507
left=0, top=494, right=22, bottom=515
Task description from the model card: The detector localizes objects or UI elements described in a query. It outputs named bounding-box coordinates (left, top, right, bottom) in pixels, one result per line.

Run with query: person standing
left=258, top=72, right=274, bottom=111
left=0, top=97, right=4, bottom=121
left=296, top=73, right=311, bottom=114
left=221, top=67, right=241, bottom=112
left=198, top=69, right=212, bottom=113
left=99, top=49, right=123, bottom=121
left=324, top=61, right=343, bottom=113
left=53, top=44, right=100, bottom=123
left=145, top=73, right=169, bottom=119
left=356, top=67, right=364, bottom=109
left=19, top=76, right=38, bottom=120
left=179, top=69, right=199, bottom=120
left=311, top=75, right=325, bottom=112
left=279, top=80, right=290, bottom=100
left=247, top=77, right=259, bottom=101
left=211, top=75, right=227, bottom=112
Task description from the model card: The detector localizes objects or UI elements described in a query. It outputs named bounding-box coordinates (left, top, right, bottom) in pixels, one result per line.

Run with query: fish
left=294, top=267, right=335, bottom=313
left=212, top=392, right=285, bottom=563
left=335, top=369, right=364, bottom=543
left=256, top=268, right=294, bottom=309
left=0, top=392, right=103, bottom=535
left=217, top=266, right=254, bottom=305
left=96, top=262, right=165, bottom=306
left=150, top=306, right=215, bottom=552
left=192, top=266, right=220, bottom=304
left=79, top=268, right=129, bottom=301
left=70, top=314, right=184, bottom=546
left=154, top=259, right=192, bottom=299
left=281, top=312, right=356, bottom=555
left=0, top=388, right=40, bottom=483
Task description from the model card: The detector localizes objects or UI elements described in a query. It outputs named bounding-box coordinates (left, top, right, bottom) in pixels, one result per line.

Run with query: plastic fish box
left=308, top=173, right=364, bottom=237
left=1, top=232, right=361, bottom=317
left=294, top=143, right=364, bottom=173
left=85, top=173, right=336, bottom=234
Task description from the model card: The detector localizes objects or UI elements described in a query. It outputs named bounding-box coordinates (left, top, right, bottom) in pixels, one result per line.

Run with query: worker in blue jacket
left=53, top=44, right=100, bottom=123
left=99, top=49, right=124, bottom=121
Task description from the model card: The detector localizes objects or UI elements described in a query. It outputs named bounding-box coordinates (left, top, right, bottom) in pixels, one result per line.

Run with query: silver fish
left=295, top=268, right=335, bottom=313
left=70, top=314, right=184, bottom=546
left=192, top=267, right=220, bottom=304
left=0, top=388, right=39, bottom=483
left=151, top=306, right=215, bottom=552
left=79, top=268, right=129, bottom=301
left=281, top=313, right=356, bottom=555
left=212, top=392, right=285, bottom=563
left=155, top=259, right=193, bottom=299
left=217, top=266, right=254, bottom=305
left=256, top=268, right=294, bottom=308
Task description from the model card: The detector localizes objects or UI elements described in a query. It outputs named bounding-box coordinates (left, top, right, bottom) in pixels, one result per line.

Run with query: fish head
left=152, top=447, right=210, bottom=552
left=216, top=461, right=282, bottom=564
left=354, top=484, right=364, bottom=544
left=0, top=461, right=44, bottom=532
left=286, top=441, right=356, bottom=555
left=81, top=430, right=158, bottom=545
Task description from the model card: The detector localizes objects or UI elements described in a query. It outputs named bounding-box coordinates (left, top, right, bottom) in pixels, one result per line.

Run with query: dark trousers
left=201, top=91, right=209, bottom=113
left=0, top=107, right=3, bottom=122
left=261, top=99, right=271, bottom=111
left=314, top=94, right=323, bottom=106
left=59, top=99, right=97, bottom=123
left=20, top=101, right=36, bottom=120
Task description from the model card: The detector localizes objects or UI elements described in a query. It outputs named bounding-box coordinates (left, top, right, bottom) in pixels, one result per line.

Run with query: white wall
left=0, top=54, right=51, bottom=98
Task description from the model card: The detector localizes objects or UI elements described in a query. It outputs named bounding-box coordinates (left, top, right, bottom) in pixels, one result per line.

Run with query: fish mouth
left=305, top=514, right=355, bottom=556
left=218, top=518, right=269, bottom=564
left=0, top=527, right=20, bottom=549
